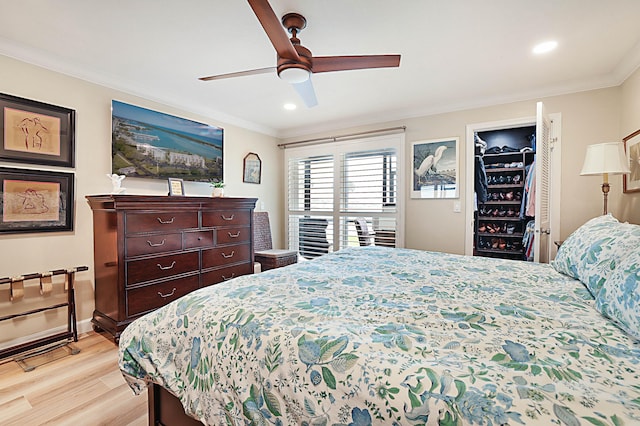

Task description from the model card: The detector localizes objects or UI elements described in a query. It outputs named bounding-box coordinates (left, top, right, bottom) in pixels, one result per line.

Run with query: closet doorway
left=464, top=102, right=561, bottom=263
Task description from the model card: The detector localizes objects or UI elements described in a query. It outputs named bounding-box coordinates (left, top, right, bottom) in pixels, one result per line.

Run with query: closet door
left=533, top=102, right=551, bottom=263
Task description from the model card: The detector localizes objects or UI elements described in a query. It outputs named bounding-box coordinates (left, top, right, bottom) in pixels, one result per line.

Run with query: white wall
left=0, top=55, right=281, bottom=345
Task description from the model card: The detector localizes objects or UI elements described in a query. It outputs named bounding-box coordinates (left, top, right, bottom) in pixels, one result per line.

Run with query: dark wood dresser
left=86, top=195, right=257, bottom=342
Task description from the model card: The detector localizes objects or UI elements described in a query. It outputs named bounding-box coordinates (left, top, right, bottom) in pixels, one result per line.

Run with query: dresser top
left=86, top=194, right=257, bottom=211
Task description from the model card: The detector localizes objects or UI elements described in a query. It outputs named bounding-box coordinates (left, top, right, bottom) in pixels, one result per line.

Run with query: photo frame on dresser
left=168, top=178, right=185, bottom=196
left=623, top=129, right=640, bottom=193
left=0, top=93, right=76, bottom=167
left=0, top=167, right=74, bottom=234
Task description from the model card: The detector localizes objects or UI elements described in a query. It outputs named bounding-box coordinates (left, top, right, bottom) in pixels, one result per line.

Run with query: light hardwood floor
left=0, top=332, right=147, bottom=425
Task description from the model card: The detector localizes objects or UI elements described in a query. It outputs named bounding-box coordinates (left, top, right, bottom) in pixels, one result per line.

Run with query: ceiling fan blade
left=312, top=55, right=401, bottom=73
left=293, top=78, right=318, bottom=108
left=199, top=67, right=276, bottom=81
left=247, top=0, right=300, bottom=61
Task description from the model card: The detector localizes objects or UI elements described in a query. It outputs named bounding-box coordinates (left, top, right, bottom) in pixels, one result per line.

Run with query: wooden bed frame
left=148, top=383, right=203, bottom=425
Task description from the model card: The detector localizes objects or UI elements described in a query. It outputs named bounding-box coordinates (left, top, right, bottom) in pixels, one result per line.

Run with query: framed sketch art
left=0, top=93, right=76, bottom=167
left=411, top=137, right=459, bottom=199
left=623, top=129, right=640, bottom=193
left=243, top=152, right=261, bottom=184
left=0, top=167, right=74, bottom=234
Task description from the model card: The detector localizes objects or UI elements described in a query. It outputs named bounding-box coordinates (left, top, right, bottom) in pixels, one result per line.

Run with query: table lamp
left=580, top=142, right=630, bottom=215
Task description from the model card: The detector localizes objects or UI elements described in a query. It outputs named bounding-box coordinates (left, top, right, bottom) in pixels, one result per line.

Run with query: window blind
left=285, top=134, right=404, bottom=257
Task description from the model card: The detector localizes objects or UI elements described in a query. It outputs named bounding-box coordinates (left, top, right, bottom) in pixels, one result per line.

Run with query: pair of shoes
left=506, top=224, right=516, bottom=234
left=513, top=174, right=522, bottom=184
left=490, top=238, right=507, bottom=250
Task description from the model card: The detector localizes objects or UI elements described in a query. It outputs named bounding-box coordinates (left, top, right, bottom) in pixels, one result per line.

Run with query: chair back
left=354, top=217, right=373, bottom=246
left=253, top=212, right=274, bottom=252
left=299, top=217, right=330, bottom=259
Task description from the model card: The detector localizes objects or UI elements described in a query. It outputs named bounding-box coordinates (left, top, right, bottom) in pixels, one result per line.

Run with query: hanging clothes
left=474, top=133, right=488, bottom=204
left=520, top=161, right=536, bottom=218
left=522, top=220, right=536, bottom=261
left=525, top=161, right=536, bottom=217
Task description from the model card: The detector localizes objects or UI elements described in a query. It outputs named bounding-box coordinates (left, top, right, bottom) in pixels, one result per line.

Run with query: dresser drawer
left=202, top=262, right=253, bottom=286
left=202, top=210, right=250, bottom=227
left=127, top=274, right=200, bottom=317
left=202, top=243, right=251, bottom=269
left=216, top=226, right=251, bottom=245
left=126, top=252, right=199, bottom=286
left=184, top=230, right=215, bottom=249
left=125, top=211, right=198, bottom=234
left=126, top=233, right=183, bottom=257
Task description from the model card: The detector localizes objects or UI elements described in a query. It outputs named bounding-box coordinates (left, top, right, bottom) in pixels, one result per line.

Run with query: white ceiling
left=2, top=0, right=640, bottom=139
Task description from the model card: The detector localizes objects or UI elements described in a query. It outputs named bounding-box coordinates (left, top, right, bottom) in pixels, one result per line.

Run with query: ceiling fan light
left=279, top=67, right=310, bottom=84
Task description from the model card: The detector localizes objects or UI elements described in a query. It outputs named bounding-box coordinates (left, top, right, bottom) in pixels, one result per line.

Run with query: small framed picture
left=623, top=129, right=640, bottom=193
left=168, top=178, right=185, bottom=196
left=0, top=167, right=75, bottom=234
left=0, top=93, right=76, bottom=167
left=243, top=152, right=261, bottom=184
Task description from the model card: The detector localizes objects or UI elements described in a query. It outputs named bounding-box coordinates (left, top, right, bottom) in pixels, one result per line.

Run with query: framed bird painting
left=411, top=137, right=459, bottom=199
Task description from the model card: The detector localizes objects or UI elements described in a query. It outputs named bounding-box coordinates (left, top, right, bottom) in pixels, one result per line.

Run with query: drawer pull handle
left=158, top=288, right=177, bottom=298
left=228, top=231, right=241, bottom=238
left=221, top=214, right=235, bottom=221
left=221, top=251, right=235, bottom=259
left=222, top=273, right=235, bottom=281
left=157, top=217, right=175, bottom=224
left=157, top=261, right=176, bottom=270
left=147, top=239, right=166, bottom=247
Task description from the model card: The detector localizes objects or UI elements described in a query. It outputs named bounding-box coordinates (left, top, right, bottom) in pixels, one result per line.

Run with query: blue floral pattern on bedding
left=119, top=247, right=640, bottom=425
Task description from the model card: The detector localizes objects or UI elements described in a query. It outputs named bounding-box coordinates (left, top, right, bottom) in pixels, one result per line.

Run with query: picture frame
left=167, top=177, right=185, bottom=196
left=0, top=93, right=76, bottom=167
left=0, top=167, right=74, bottom=234
left=411, top=137, right=459, bottom=199
left=623, top=129, right=640, bottom=193
left=243, top=152, right=262, bottom=184
left=112, top=100, right=223, bottom=182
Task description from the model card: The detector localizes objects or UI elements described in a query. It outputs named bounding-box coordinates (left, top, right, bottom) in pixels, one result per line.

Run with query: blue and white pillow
left=595, top=250, right=640, bottom=341
left=552, top=215, right=638, bottom=297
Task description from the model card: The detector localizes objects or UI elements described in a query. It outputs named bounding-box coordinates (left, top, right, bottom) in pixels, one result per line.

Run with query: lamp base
left=601, top=182, right=610, bottom=215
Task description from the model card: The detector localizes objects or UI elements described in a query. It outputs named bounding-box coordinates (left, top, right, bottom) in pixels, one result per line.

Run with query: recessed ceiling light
left=284, top=103, right=297, bottom=110
left=533, top=40, right=558, bottom=55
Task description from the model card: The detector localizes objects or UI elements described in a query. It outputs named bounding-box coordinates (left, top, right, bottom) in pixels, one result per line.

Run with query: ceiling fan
left=199, top=0, right=401, bottom=107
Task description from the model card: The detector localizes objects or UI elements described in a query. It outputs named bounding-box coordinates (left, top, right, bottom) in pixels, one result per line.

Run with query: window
left=285, top=134, right=404, bottom=257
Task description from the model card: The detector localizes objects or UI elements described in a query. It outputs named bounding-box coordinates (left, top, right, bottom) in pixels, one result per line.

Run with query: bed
left=119, top=214, right=640, bottom=425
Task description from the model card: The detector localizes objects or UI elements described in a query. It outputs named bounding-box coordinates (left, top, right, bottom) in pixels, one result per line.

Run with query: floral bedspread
left=119, top=247, right=640, bottom=425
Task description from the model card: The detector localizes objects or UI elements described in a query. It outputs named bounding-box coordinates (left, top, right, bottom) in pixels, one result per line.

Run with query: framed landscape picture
left=0, top=167, right=74, bottom=234
left=0, top=93, right=76, bottom=167
left=111, top=100, right=223, bottom=182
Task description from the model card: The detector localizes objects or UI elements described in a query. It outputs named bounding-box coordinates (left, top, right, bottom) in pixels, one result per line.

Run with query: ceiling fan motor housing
left=277, top=12, right=312, bottom=77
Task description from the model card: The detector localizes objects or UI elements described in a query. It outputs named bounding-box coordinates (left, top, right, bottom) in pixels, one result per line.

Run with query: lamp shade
left=580, top=142, right=631, bottom=176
